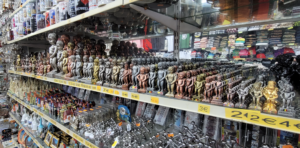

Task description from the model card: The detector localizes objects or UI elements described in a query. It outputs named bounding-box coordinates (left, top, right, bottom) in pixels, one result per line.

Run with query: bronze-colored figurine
left=62, top=51, right=69, bottom=75
left=67, top=42, right=75, bottom=56
left=136, top=67, right=149, bottom=93
left=61, top=34, right=70, bottom=50
left=110, top=59, right=119, bottom=87
left=165, top=66, right=177, bottom=97
left=122, top=62, right=130, bottom=90
left=183, top=71, right=194, bottom=100
left=175, top=72, right=186, bottom=99
left=203, top=77, right=213, bottom=103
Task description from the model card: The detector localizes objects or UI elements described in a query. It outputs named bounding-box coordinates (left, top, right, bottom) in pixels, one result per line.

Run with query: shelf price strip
left=225, top=108, right=300, bottom=133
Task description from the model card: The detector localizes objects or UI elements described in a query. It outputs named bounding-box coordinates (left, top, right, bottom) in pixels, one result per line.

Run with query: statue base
left=55, top=73, right=65, bottom=79
left=96, top=80, right=104, bottom=86
left=46, top=71, right=57, bottom=78
left=129, top=85, right=138, bottom=92
left=235, top=103, right=247, bottom=108
left=278, top=107, right=295, bottom=118
left=175, top=94, right=183, bottom=99
left=154, top=90, right=166, bottom=96
left=223, top=102, right=234, bottom=108
left=211, top=96, right=223, bottom=106
left=248, top=104, right=261, bottom=111
left=110, top=84, right=117, bottom=88
left=122, top=84, right=129, bottom=90
left=165, top=93, right=174, bottom=98
left=146, top=88, right=156, bottom=94
left=183, top=96, right=192, bottom=100
left=65, top=76, right=76, bottom=81
left=138, top=89, right=146, bottom=93
left=201, top=97, right=211, bottom=103
left=73, top=76, right=83, bottom=81
left=103, top=83, right=110, bottom=87
left=16, top=66, right=22, bottom=71
left=192, top=95, right=203, bottom=102
left=117, top=85, right=122, bottom=89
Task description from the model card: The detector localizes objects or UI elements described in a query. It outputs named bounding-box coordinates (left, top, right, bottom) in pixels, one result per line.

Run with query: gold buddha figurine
left=92, top=58, right=100, bottom=84
left=262, top=81, right=279, bottom=114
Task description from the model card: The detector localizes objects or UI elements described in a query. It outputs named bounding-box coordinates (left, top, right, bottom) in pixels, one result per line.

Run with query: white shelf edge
left=8, top=70, right=300, bottom=134
left=8, top=92, right=98, bottom=148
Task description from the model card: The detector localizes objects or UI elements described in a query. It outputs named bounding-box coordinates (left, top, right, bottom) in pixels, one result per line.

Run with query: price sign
left=108, top=89, right=114, bottom=94
left=91, top=86, right=96, bottom=91
left=69, top=81, right=76, bottom=87
left=44, top=77, right=47, bottom=80
left=26, top=105, right=31, bottom=109
left=85, top=141, right=98, bottom=148
left=150, top=96, right=159, bottom=104
left=54, top=79, right=59, bottom=83
left=114, top=90, right=119, bottom=95
left=36, top=76, right=41, bottom=79
left=50, top=119, right=57, bottom=125
left=73, top=134, right=84, bottom=143
left=122, top=92, right=128, bottom=98
left=96, top=86, right=101, bottom=91
left=66, top=129, right=70, bottom=134
left=131, top=93, right=140, bottom=100
left=38, top=112, right=43, bottom=117
left=31, top=74, right=36, bottom=78
left=81, top=84, right=91, bottom=89
left=103, top=88, right=109, bottom=93
left=33, top=108, right=37, bottom=112
left=60, top=80, right=67, bottom=84
left=75, top=82, right=81, bottom=88
left=198, top=104, right=210, bottom=114
left=225, top=108, right=259, bottom=121
left=268, top=29, right=274, bottom=31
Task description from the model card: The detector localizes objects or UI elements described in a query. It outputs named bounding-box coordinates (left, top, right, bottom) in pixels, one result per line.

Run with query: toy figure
left=148, top=64, right=157, bottom=92
left=61, top=34, right=70, bottom=50
left=111, top=59, right=120, bottom=87
left=165, top=66, right=177, bottom=97
left=203, top=77, right=213, bottom=103
left=87, top=57, right=94, bottom=80
left=56, top=40, right=64, bottom=75
left=249, top=81, right=264, bottom=110
left=262, top=81, right=279, bottom=114
left=46, top=60, right=52, bottom=73
left=118, top=62, right=124, bottom=88
left=82, top=56, right=88, bottom=79
left=96, top=58, right=105, bottom=85
left=104, top=61, right=112, bottom=86
left=130, top=58, right=139, bottom=91
left=92, top=58, right=100, bottom=84
left=175, top=72, right=186, bottom=99
left=184, top=71, right=194, bottom=100
left=122, top=62, right=130, bottom=90
left=136, top=67, right=149, bottom=93
left=156, top=62, right=166, bottom=95
left=47, top=33, right=58, bottom=77
left=62, top=51, right=68, bottom=75
left=278, top=78, right=296, bottom=117
left=193, top=74, right=204, bottom=101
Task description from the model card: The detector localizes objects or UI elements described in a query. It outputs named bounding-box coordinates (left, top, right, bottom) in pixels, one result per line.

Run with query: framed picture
left=50, top=135, right=60, bottom=148
left=44, top=131, right=53, bottom=146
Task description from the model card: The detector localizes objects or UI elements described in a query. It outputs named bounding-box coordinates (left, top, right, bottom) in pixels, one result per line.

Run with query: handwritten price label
left=91, top=86, right=96, bottom=91
left=75, top=82, right=81, bottom=88
left=114, top=90, right=119, bottom=95
left=198, top=104, right=210, bottom=114
left=73, top=134, right=84, bottom=143
left=69, top=81, right=76, bottom=87
left=66, top=129, right=70, bottom=134
left=131, top=93, right=140, bottom=100
left=96, top=86, right=101, bottom=91
left=122, top=92, right=128, bottom=98
left=50, top=119, right=57, bottom=125
left=54, top=79, right=59, bottom=83
left=108, top=89, right=114, bottom=94
left=150, top=96, right=159, bottom=104
left=81, top=84, right=91, bottom=89
left=59, top=80, right=67, bottom=84
left=103, top=88, right=109, bottom=93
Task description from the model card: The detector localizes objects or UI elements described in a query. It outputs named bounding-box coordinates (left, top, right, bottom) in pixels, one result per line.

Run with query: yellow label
left=36, top=76, right=41, bottom=79
left=91, top=86, right=96, bottom=91
left=103, top=88, right=109, bottom=93
left=31, top=74, right=35, bottom=78
left=75, top=82, right=81, bottom=88
left=69, top=81, right=75, bottom=87
left=26, top=105, right=31, bottom=109
left=33, top=108, right=37, bottom=112
left=225, top=108, right=260, bottom=122
left=150, top=96, right=159, bottom=104
left=108, top=89, right=114, bottom=94
left=38, top=112, right=43, bottom=117
left=81, top=84, right=91, bottom=89
left=112, top=141, right=117, bottom=147
left=288, top=27, right=293, bottom=30
left=54, top=79, right=59, bottom=83
left=131, top=93, right=140, bottom=100
left=73, top=134, right=84, bottom=143
left=198, top=104, right=210, bottom=114
left=44, top=77, right=47, bottom=80
left=66, top=129, right=70, bottom=134
left=96, top=86, right=101, bottom=91
left=238, top=31, right=242, bottom=33
left=289, top=43, right=295, bottom=45
left=50, top=119, right=57, bottom=125
left=247, top=46, right=251, bottom=47
left=114, top=90, right=119, bottom=95
left=8, top=70, right=13, bottom=73
left=268, top=29, right=274, bottom=31
left=85, top=140, right=97, bottom=148
left=60, top=80, right=67, bottom=84
left=122, top=92, right=128, bottom=98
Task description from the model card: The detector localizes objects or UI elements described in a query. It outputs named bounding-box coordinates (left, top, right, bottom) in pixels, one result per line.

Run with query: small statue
left=104, top=61, right=112, bottom=86
left=156, top=62, right=166, bottom=95
left=117, top=62, right=124, bottom=88
left=46, top=60, right=52, bottom=73
left=47, top=33, right=58, bottom=77
left=92, top=58, right=100, bottom=84
left=75, top=55, right=83, bottom=79
left=203, top=77, right=213, bottom=103
left=110, top=59, right=120, bottom=87
left=175, top=72, right=186, bottom=99
left=87, top=57, right=94, bottom=80
left=73, top=35, right=82, bottom=52
left=66, top=55, right=76, bottom=78
left=165, top=66, right=177, bottom=97
left=193, top=74, right=205, bottom=101
left=262, top=81, right=279, bottom=114
left=130, top=59, right=139, bottom=91
left=249, top=82, right=263, bottom=110
left=183, top=71, right=194, bottom=100
left=278, top=78, right=296, bottom=117
left=136, top=67, right=149, bottom=93
left=67, top=42, right=75, bottom=56
left=96, top=58, right=105, bottom=85
left=82, top=56, right=88, bottom=79
left=61, top=34, right=70, bottom=50
left=37, top=61, right=44, bottom=76
left=122, top=62, right=130, bottom=90
left=62, top=51, right=69, bottom=75
left=56, top=40, right=64, bottom=76
left=147, top=64, right=157, bottom=92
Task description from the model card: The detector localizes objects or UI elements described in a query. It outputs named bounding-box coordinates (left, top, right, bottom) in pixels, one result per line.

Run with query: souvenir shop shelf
left=7, top=92, right=98, bottom=148
left=9, top=112, right=45, bottom=148
left=8, top=70, right=300, bottom=135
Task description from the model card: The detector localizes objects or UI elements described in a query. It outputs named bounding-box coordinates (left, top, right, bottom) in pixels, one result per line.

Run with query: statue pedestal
left=201, top=97, right=211, bottom=103
left=117, top=85, right=122, bottom=89
left=138, top=88, right=146, bottom=93
left=211, top=96, right=223, bottom=106
left=278, top=107, right=295, bottom=117
left=235, top=103, right=247, bottom=109
left=78, top=78, right=92, bottom=84
left=183, top=96, right=192, bottom=100
left=192, top=95, right=203, bottom=102
left=146, top=88, right=156, bottom=94
left=103, top=82, right=110, bottom=87
left=248, top=104, right=261, bottom=111
left=16, top=66, right=22, bottom=71
left=110, top=84, right=117, bottom=88
left=165, top=93, right=174, bottom=98
left=129, top=85, right=138, bottom=92
left=96, top=80, right=103, bottom=86
left=55, top=72, right=65, bottom=79
left=46, top=70, right=57, bottom=78
left=122, top=84, right=129, bottom=90
left=175, top=94, right=183, bottom=99
left=223, top=101, right=234, bottom=108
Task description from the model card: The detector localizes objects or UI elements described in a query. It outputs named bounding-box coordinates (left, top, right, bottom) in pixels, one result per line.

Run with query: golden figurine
left=62, top=51, right=68, bottom=75
left=16, top=54, right=21, bottom=71
left=249, top=82, right=264, bottom=111
left=193, top=74, right=205, bottom=101
left=92, top=58, right=100, bottom=84
left=111, top=59, right=120, bottom=87
left=262, top=81, right=279, bottom=114
left=165, top=66, right=177, bottom=97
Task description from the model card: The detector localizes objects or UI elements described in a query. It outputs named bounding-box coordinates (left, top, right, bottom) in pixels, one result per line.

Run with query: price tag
left=238, top=31, right=242, bottom=33
left=289, top=43, right=295, bottom=45
left=26, top=105, right=31, bottom=109
left=33, top=108, right=37, bottom=112
left=66, top=129, right=70, bottom=134
left=50, top=119, right=57, bottom=125
left=8, top=70, right=13, bottom=73
left=225, top=108, right=260, bottom=122
left=38, top=112, right=43, bottom=117
left=44, top=77, right=47, bottom=80
left=75, top=82, right=81, bottom=88
left=96, top=86, right=101, bottom=91
left=150, top=96, right=159, bottom=104
left=288, top=27, right=293, bottom=30
left=122, top=92, right=128, bottom=98
left=36, top=76, right=41, bottom=79
left=31, top=74, right=36, bottom=78
left=108, top=89, right=114, bottom=94
left=85, top=141, right=97, bottom=148
left=198, top=104, right=210, bottom=114
left=73, top=134, right=84, bottom=143
left=268, top=29, right=274, bottom=31
left=81, top=84, right=91, bottom=89
left=60, top=80, right=67, bottom=84
left=54, top=79, right=59, bottom=83
left=114, top=90, right=119, bottom=95
left=103, top=88, right=109, bottom=93
left=131, top=93, right=140, bottom=100
left=69, top=81, right=75, bottom=87
left=91, top=86, right=97, bottom=91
